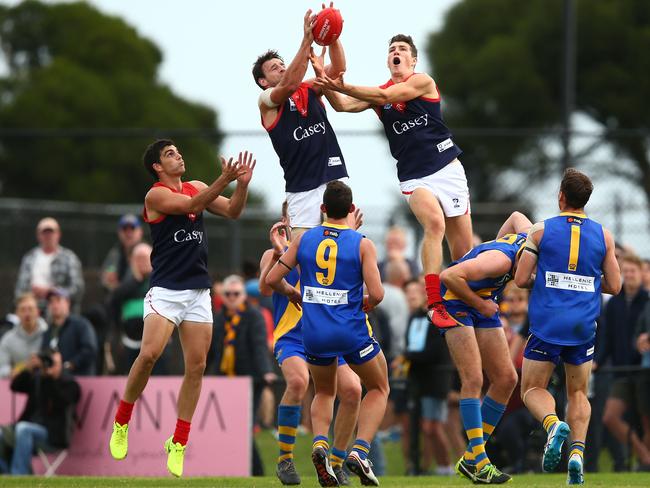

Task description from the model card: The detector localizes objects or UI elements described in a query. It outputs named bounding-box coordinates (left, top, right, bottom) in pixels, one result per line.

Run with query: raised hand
left=309, top=46, right=327, bottom=78
left=236, top=150, right=256, bottom=185
left=269, top=221, right=289, bottom=254
left=303, top=9, right=316, bottom=42
left=352, top=207, right=364, bottom=230
left=314, top=71, right=346, bottom=92
left=219, top=156, right=243, bottom=183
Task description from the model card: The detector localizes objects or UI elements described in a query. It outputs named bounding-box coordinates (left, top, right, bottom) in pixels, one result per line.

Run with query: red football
left=312, top=8, right=344, bottom=46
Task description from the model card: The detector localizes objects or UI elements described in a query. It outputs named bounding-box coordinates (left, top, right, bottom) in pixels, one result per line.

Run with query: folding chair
left=36, top=446, right=68, bottom=477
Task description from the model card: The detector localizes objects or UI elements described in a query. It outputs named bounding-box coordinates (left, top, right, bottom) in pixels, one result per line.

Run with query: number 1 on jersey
left=316, top=239, right=338, bottom=286
left=568, top=225, right=580, bottom=271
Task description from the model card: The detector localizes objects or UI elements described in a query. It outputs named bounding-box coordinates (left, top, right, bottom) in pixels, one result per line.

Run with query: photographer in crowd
left=0, top=350, right=80, bottom=474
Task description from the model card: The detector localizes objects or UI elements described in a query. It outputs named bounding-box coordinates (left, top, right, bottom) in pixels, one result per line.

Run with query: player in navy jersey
left=313, top=34, right=473, bottom=330
left=253, top=4, right=350, bottom=235
left=437, top=211, right=532, bottom=484
left=515, top=169, right=621, bottom=485
left=258, top=202, right=363, bottom=486
left=109, top=139, right=256, bottom=477
left=266, top=181, right=388, bottom=487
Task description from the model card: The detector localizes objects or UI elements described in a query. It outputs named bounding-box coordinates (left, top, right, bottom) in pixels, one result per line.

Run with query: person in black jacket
left=41, top=288, right=98, bottom=375
left=596, top=253, right=650, bottom=466
left=404, top=279, right=454, bottom=475
left=210, top=274, right=275, bottom=476
left=0, top=350, right=80, bottom=474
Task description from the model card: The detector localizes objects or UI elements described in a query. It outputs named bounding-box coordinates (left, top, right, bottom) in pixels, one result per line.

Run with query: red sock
left=424, top=273, right=442, bottom=307
left=115, top=399, right=134, bottom=426
left=173, top=418, right=191, bottom=446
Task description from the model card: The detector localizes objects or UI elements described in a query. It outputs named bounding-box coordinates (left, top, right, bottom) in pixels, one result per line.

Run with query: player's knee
left=338, top=379, right=362, bottom=407
left=185, top=358, right=207, bottom=378
left=464, top=373, right=483, bottom=396
left=422, top=217, right=445, bottom=239
left=286, top=374, right=309, bottom=398
left=499, top=367, right=518, bottom=394
left=137, top=348, right=160, bottom=370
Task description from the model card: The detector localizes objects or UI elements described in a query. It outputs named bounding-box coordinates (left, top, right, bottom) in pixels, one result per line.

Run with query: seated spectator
left=41, top=288, right=98, bottom=376
left=378, top=226, right=419, bottom=281
left=0, top=294, right=47, bottom=378
left=0, top=350, right=80, bottom=475
left=14, top=217, right=84, bottom=313
left=101, top=214, right=144, bottom=292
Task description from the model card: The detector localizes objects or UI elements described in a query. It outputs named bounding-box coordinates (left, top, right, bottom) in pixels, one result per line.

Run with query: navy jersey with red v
left=529, top=214, right=606, bottom=346
left=296, top=223, right=369, bottom=356
left=264, top=83, right=348, bottom=192
left=377, top=77, right=462, bottom=182
left=441, top=233, right=527, bottom=304
left=144, top=182, right=211, bottom=290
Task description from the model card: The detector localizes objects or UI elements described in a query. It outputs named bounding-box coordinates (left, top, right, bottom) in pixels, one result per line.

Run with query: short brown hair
left=143, top=139, right=174, bottom=179
left=15, top=292, right=37, bottom=308
left=560, top=168, right=593, bottom=209
left=389, top=34, right=418, bottom=58
left=252, top=50, right=283, bottom=89
left=323, top=180, right=353, bottom=219
left=622, top=253, right=643, bottom=268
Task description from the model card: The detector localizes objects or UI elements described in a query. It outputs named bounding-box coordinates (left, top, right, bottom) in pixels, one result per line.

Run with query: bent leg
left=348, top=351, right=390, bottom=443
left=333, top=364, right=361, bottom=451
left=444, top=213, right=474, bottom=261
left=520, top=358, right=556, bottom=422
left=408, top=188, right=446, bottom=275
left=177, top=321, right=212, bottom=421
left=308, top=361, right=339, bottom=440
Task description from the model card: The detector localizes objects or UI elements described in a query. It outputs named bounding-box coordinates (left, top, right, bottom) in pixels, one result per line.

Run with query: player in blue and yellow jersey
left=313, top=34, right=473, bottom=330
left=515, top=169, right=621, bottom=485
left=259, top=202, right=362, bottom=486
left=267, top=181, right=388, bottom=487
left=253, top=4, right=350, bottom=234
left=438, top=211, right=533, bottom=484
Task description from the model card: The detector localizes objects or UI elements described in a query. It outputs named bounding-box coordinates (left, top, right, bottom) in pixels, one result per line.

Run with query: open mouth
left=392, top=57, right=401, bottom=65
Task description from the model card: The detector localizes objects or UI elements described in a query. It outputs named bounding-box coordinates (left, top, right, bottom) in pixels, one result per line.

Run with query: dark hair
left=322, top=180, right=353, bottom=219
left=622, top=253, right=643, bottom=268
left=143, top=139, right=175, bottom=179
left=389, top=34, right=418, bottom=58
left=252, top=50, right=284, bottom=89
left=560, top=168, right=593, bottom=209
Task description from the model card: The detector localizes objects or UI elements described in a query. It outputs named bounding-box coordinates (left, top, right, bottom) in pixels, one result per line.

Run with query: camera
left=37, top=350, right=55, bottom=369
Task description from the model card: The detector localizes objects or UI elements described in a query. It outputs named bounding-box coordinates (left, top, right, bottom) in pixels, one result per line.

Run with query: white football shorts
left=143, top=286, right=212, bottom=326
left=286, top=177, right=349, bottom=229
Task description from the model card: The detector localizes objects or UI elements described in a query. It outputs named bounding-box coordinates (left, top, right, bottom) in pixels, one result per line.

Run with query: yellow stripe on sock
left=278, top=453, right=293, bottom=462
left=475, top=457, right=490, bottom=471
left=313, top=440, right=329, bottom=451
left=570, top=449, right=584, bottom=458
left=278, top=426, right=298, bottom=437
left=464, top=451, right=475, bottom=461
left=353, top=444, right=370, bottom=454
left=543, top=414, right=559, bottom=432
left=482, top=422, right=495, bottom=436
left=279, top=441, right=295, bottom=451
left=466, top=428, right=483, bottom=440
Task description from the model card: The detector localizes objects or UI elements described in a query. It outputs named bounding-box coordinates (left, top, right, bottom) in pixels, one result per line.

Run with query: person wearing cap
left=14, top=217, right=85, bottom=313
left=40, top=287, right=98, bottom=376
left=101, top=214, right=144, bottom=291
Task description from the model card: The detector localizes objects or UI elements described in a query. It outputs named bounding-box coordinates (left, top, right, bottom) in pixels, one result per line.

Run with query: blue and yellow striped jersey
left=529, top=213, right=606, bottom=345
left=297, top=223, right=371, bottom=356
left=441, top=233, right=527, bottom=304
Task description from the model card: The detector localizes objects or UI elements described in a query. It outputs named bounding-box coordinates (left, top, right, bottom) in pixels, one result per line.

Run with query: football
left=312, top=7, right=344, bottom=46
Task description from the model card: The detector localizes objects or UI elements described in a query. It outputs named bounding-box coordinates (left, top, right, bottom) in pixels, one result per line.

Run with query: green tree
left=0, top=0, right=223, bottom=202
left=428, top=0, right=650, bottom=203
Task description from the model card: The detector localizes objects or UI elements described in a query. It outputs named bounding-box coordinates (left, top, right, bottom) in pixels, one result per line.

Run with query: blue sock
left=459, top=398, right=490, bottom=470
left=330, top=447, right=347, bottom=468
left=480, top=396, right=506, bottom=442
left=352, top=438, right=371, bottom=460
left=277, top=404, right=301, bottom=463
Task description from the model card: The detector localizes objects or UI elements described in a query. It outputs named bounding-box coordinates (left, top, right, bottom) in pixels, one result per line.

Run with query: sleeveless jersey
left=297, top=223, right=369, bottom=356
left=264, top=83, right=348, bottom=192
left=377, top=76, right=462, bottom=182
left=144, top=182, right=211, bottom=290
left=272, top=263, right=302, bottom=346
left=441, top=233, right=527, bottom=304
left=529, top=213, right=606, bottom=345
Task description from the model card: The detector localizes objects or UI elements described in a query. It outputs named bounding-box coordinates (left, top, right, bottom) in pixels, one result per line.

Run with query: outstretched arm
left=315, top=72, right=435, bottom=105
left=440, top=250, right=512, bottom=318
left=259, top=222, right=290, bottom=296
left=145, top=156, right=246, bottom=217
left=266, top=234, right=303, bottom=308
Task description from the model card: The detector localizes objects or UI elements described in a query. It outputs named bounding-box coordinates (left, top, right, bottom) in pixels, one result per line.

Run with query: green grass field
left=0, top=473, right=649, bottom=487
left=1, top=430, right=649, bottom=487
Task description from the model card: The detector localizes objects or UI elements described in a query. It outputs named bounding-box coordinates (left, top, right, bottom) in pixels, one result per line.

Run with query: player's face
left=157, top=145, right=185, bottom=177
left=387, top=42, right=416, bottom=76
left=260, top=58, right=286, bottom=89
